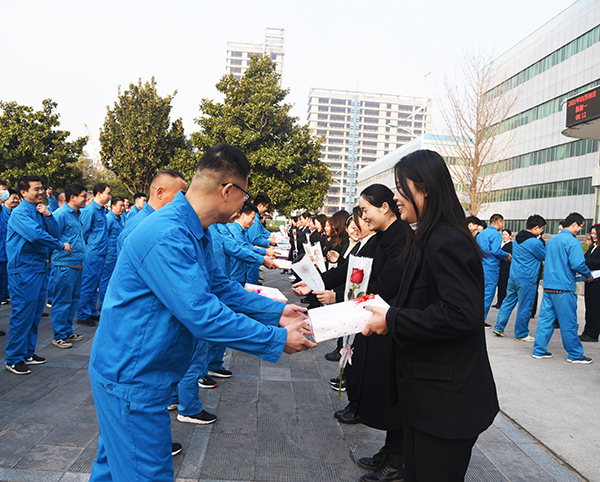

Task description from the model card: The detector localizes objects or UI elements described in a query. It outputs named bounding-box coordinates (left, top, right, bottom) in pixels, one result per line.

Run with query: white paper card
left=592, top=270, right=600, bottom=279
left=244, top=283, right=288, bottom=303
left=275, top=249, right=290, bottom=258
left=312, top=242, right=327, bottom=273
left=291, top=255, right=325, bottom=291
left=273, top=259, right=292, bottom=270
left=308, top=295, right=390, bottom=342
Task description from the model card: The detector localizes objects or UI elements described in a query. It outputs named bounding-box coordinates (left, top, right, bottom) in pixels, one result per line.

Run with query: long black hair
left=359, top=183, right=400, bottom=217
left=394, top=149, right=479, bottom=261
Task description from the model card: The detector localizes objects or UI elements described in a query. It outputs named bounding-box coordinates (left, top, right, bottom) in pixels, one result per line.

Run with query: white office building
left=225, top=27, right=285, bottom=80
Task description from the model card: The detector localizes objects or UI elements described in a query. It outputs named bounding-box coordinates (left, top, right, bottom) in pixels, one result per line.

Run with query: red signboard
left=566, top=86, right=600, bottom=127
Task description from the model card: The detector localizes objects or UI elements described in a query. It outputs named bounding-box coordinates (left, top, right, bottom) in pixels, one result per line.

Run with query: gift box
left=274, top=249, right=290, bottom=258
left=273, top=259, right=292, bottom=270
left=307, top=294, right=390, bottom=343
left=244, top=283, right=288, bottom=303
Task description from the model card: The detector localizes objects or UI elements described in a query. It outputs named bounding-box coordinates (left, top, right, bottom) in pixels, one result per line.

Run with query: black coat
left=386, top=223, right=498, bottom=439
left=296, top=226, right=309, bottom=255
left=344, top=219, right=410, bottom=431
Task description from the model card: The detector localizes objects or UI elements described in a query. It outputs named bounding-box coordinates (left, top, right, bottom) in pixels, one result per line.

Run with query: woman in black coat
left=580, top=224, right=600, bottom=341
left=364, top=150, right=498, bottom=482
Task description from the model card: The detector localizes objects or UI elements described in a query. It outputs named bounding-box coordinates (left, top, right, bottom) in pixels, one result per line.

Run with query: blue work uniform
left=125, top=204, right=140, bottom=224
left=0, top=206, right=8, bottom=305
left=533, top=230, right=592, bottom=360
left=88, top=191, right=287, bottom=481
left=1, top=207, right=11, bottom=299
left=246, top=213, right=271, bottom=284
left=98, top=211, right=123, bottom=309
left=4, top=200, right=64, bottom=365
left=494, top=232, right=546, bottom=338
left=477, top=225, right=509, bottom=320
left=50, top=205, right=86, bottom=341
left=116, top=202, right=155, bottom=255
left=48, top=195, right=59, bottom=213
left=78, top=200, right=108, bottom=321
left=226, top=221, right=265, bottom=285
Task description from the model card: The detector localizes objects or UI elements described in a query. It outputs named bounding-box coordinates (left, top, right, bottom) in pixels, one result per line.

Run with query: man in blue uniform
left=97, top=196, right=124, bottom=311
left=4, top=176, right=73, bottom=374
left=50, top=183, right=87, bottom=349
left=533, top=213, right=594, bottom=363
left=116, top=170, right=187, bottom=254
left=477, top=213, right=511, bottom=324
left=493, top=215, right=546, bottom=341
left=88, top=143, right=315, bottom=481
left=0, top=179, right=9, bottom=336
left=77, top=183, right=111, bottom=326
left=125, top=192, right=146, bottom=224
left=246, top=193, right=277, bottom=284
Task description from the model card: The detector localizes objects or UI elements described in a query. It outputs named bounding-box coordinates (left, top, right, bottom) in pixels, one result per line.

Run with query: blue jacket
left=80, top=200, right=108, bottom=257
left=88, top=191, right=287, bottom=403
left=477, top=226, right=509, bottom=273
left=125, top=205, right=140, bottom=224
left=48, top=195, right=59, bottom=213
left=208, top=224, right=228, bottom=276
left=226, top=221, right=264, bottom=284
left=7, top=200, right=63, bottom=274
left=117, top=203, right=155, bottom=255
left=543, top=229, right=591, bottom=291
left=106, top=211, right=123, bottom=261
left=0, top=206, right=7, bottom=264
left=51, top=204, right=85, bottom=267
left=509, top=232, right=546, bottom=283
left=247, top=212, right=271, bottom=248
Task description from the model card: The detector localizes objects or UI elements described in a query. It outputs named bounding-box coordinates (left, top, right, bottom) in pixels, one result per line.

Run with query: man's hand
left=279, top=304, right=308, bottom=328
left=269, top=238, right=278, bottom=246
left=292, top=281, right=312, bottom=296
left=314, top=290, right=335, bottom=305
left=266, top=247, right=276, bottom=257
left=584, top=275, right=595, bottom=282
left=63, top=243, right=73, bottom=255
left=263, top=256, right=276, bottom=269
left=507, top=253, right=513, bottom=262
left=37, top=204, right=51, bottom=217
left=327, top=250, right=340, bottom=263
left=46, top=187, right=53, bottom=198
left=283, top=320, right=318, bottom=354
left=362, top=306, right=389, bottom=336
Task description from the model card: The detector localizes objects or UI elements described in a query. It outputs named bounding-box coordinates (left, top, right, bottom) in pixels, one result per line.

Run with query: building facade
left=307, top=88, right=432, bottom=215
left=481, top=0, right=600, bottom=233
left=225, top=27, right=285, bottom=80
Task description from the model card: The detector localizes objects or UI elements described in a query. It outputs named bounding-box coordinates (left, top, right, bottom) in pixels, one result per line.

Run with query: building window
left=231, top=51, right=243, bottom=57
left=331, top=106, right=346, bottom=113
left=490, top=177, right=593, bottom=203
left=318, top=114, right=328, bottom=120
left=365, top=101, right=380, bottom=108
left=331, top=99, right=346, bottom=105
left=364, top=109, right=379, bottom=116
left=230, top=59, right=242, bottom=65
left=230, top=67, right=242, bottom=73
left=319, top=98, right=330, bottom=104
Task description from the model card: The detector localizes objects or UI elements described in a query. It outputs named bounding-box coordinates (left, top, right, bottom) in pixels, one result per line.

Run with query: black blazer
left=386, top=223, right=499, bottom=439
left=585, top=243, right=600, bottom=286
left=296, top=226, right=309, bottom=255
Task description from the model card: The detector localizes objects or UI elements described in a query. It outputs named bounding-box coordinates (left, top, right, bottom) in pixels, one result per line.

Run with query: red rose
left=350, top=268, right=364, bottom=284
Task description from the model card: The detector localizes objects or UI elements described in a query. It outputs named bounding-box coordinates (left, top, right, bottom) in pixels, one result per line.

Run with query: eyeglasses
left=222, top=183, right=251, bottom=202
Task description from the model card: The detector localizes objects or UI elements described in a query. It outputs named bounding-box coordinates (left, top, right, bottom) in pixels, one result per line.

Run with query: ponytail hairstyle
left=359, top=183, right=399, bottom=218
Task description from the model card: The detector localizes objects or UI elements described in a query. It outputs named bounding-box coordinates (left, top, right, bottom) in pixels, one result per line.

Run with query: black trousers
left=496, top=268, right=509, bottom=305
left=582, top=281, right=600, bottom=339
left=404, top=424, right=477, bottom=482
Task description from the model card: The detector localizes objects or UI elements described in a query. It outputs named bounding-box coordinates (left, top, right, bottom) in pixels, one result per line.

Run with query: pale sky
left=0, top=0, right=574, bottom=159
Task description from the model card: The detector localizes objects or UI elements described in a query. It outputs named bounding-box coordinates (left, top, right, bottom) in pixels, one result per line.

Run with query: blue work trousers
left=483, top=268, right=499, bottom=321
left=98, top=256, right=116, bottom=309
left=51, top=266, right=83, bottom=341
left=4, top=271, right=46, bottom=365
left=78, top=255, right=106, bottom=320
left=207, top=344, right=226, bottom=372
left=176, top=340, right=209, bottom=416
left=0, top=262, right=7, bottom=304
left=46, top=261, right=53, bottom=304
left=533, top=291, right=584, bottom=360
left=90, top=380, right=174, bottom=482
left=494, top=279, right=537, bottom=338
left=247, top=265, right=260, bottom=285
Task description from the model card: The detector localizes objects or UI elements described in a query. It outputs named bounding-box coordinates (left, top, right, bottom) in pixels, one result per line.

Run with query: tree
left=73, top=155, right=131, bottom=198
left=0, top=99, right=87, bottom=188
left=100, top=77, right=194, bottom=195
left=438, top=51, right=517, bottom=216
left=192, top=55, right=331, bottom=215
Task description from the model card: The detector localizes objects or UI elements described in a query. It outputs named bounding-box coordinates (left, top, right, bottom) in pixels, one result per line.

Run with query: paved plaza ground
left=0, top=269, right=596, bottom=482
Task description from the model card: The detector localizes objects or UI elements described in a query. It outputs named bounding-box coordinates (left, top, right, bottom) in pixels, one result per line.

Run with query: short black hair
left=291, top=216, right=298, bottom=222
left=133, top=192, right=147, bottom=201
left=564, top=212, right=585, bottom=228
left=8, top=188, right=19, bottom=197
left=526, top=214, right=546, bottom=230
left=502, top=229, right=512, bottom=236
left=196, top=143, right=250, bottom=182
left=466, top=215, right=481, bottom=226
left=300, top=211, right=311, bottom=219
left=93, top=183, right=110, bottom=196
left=111, top=196, right=124, bottom=204
left=0, top=179, right=7, bottom=187
left=18, top=175, right=43, bottom=193
left=65, top=183, right=87, bottom=201
left=152, top=169, right=184, bottom=182
left=490, top=213, right=504, bottom=224
left=254, top=193, right=271, bottom=206
left=240, top=200, right=258, bottom=216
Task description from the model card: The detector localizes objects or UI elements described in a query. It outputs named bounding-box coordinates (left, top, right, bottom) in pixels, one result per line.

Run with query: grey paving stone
left=0, top=367, right=78, bottom=406
left=39, top=406, right=97, bottom=447
left=67, top=438, right=97, bottom=473
left=465, top=463, right=510, bottom=481
left=13, top=445, right=83, bottom=471
left=219, top=377, right=259, bottom=404
left=478, top=424, right=513, bottom=444
left=254, top=455, right=308, bottom=482
left=257, top=380, right=296, bottom=415
left=212, top=401, right=258, bottom=436
left=289, top=359, right=321, bottom=379
left=0, top=423, right=54, bottom=468
left=518, top=443, right=582, bottom=482
left=293, top=379, right=331, bottom=408
left=176, top=424, right=212, bottom=479
left=59, top=473, right=93, bottom=482
left=469, top=445, right=493, bottom=465
left=257, top=413, right=303, bottom=458
left=0, top=467, right=63, bottom=482
left=0, top=370, right=30, bottom=398
left=229, top=351, right=260, bottom=377
left=199, top=433, right=256, bottom=481
left=477, top=442, right=556, bottom=481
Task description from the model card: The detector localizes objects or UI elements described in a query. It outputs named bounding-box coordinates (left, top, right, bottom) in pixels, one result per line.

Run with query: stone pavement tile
left=465, top=463, right=510, bottom=481
left=478, top=424, right=513, bottom=444
left=518, top=443, right=582, bottom=482
left=257, top=412, right=303, bottom=458
left=0, top=467, right=63, bottom=482
left=0, top=423, right=54, bottom=467
left=254, top=455, right=308, bottom=482
left=0, top=367, right=77, bottom=405
left=260, top=358, right=291, bottom=379
left=212, top=401, right=258, bottom=436
left=58, top=473, right=93, bottom=482
left=469, top=445, right=493, bottom=464
left=299, top=435, right=368, bottom=481
left=13, top=445, right=83, bottom=471
left=177, top=424, right=212, bottom=479
left=219, top=377, right=259, bottom=404
left=38, top=405, right=97, bottom=447
left=258, top=380, right=296, bottom=414
left=295, top=404, right=342, bottom=442
left=0, top=402, right=30, bottom=429
left=477, top=442, right=556, bottom=481
left=199, top=433, right=256, bottom=481
left=0, top=369, right=30, bottom=398
left=293, top=379, right=332, bottom=409
left=67, top=438, right=97, bottom=473
left=229, top=351, right=260, bottom=377
left=288, top=358, right=321, bottom=379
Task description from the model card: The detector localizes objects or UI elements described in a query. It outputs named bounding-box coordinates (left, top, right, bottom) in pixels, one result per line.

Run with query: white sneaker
left=515, top=335, right=535, bottom=342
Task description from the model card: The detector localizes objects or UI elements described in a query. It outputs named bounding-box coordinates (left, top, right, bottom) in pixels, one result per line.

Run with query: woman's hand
left=327, top=250, right=340, bottom=263
left=314, top=290, right=336, bottom=305
left=362, top=306, right=389, bottom=335
left=292, top=281, right=312, bottom=296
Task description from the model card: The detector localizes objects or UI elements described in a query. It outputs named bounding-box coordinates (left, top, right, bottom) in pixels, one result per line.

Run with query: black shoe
left=208, top=368, right=233, bottom=378
left=579, top=334, right=598, bottom=342
left=77, top=318, right=97, bottom=327
left=24, top=354, right=47, bottom=365
left=1, top=297, right=9, bottom=305
left=360, top=453, right=404, bottom=482
left=0, top=330, right=5, bottom=336
left=357, top=445, right=390, bottom=471
left=492, top=304, right=501, bottom=309
left=484, top=322, right=491, bottom=328
left=338, top=411, right=360, bottom=424
left=171, top=442, right=182, bottom=456
left=41, top=312, right=49, bottom=317
left=89, top=314, right=100, bottom=321
left=330, top=378, right=346, bottom=391
left=198, top=376, right=217, bottom=389
left=553, top=321, right=560, bottom=329
left=325, top=349, right=341, bottom=362
left=334, top=405, right=352, bottom=419
left=6, top=361, right=31, bottom=375
left=177, top=410, right=217, bottom=425
left=300, top=297, right=310, bottom=304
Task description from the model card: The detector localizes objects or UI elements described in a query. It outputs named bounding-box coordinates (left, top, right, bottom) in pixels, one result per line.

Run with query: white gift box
left=275, top=249, right=290, bottom=258
left=273, top=259, right=292, bottom=270
left=307, top=295, right=390, bottom=343
left=244, top=284, right=288, bottom=303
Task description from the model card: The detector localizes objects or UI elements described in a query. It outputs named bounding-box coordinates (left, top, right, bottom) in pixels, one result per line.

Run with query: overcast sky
left=0, top=0, right=573, bottom=158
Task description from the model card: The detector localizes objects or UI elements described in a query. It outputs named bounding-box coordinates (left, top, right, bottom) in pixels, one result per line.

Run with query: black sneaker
left=24, top=354, right=47, bottom=365
left=0, top=330, right=5, bottom=336
left=77, top=318, right=96, bottom=327
left=1, top=297, right=9, bottom=305
left=330, top=379, right=346, bottom=391
left=171, top=442, right=182, bottom=456
left=567, top=356, right=593, bottom=364
left=6, top=361, right=31, bottom=375
left=532, top=352, right=552, bottom=359
left=208, top=368, right=232, bottom=378
left=198, top=376, right=217, bottom=389
left=325, top=350, right=341, bottom=362
left=176, top=410, right=217, bottom=425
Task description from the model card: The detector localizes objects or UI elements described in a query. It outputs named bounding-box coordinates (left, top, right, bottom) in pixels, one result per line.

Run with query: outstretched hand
left=362, top=306, right=389, bottom=336
left=279, top=304, right=309, bottom=330
left=283, top=320, right=318, bottom=354
left=292, top=281, right=312, bottom=296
